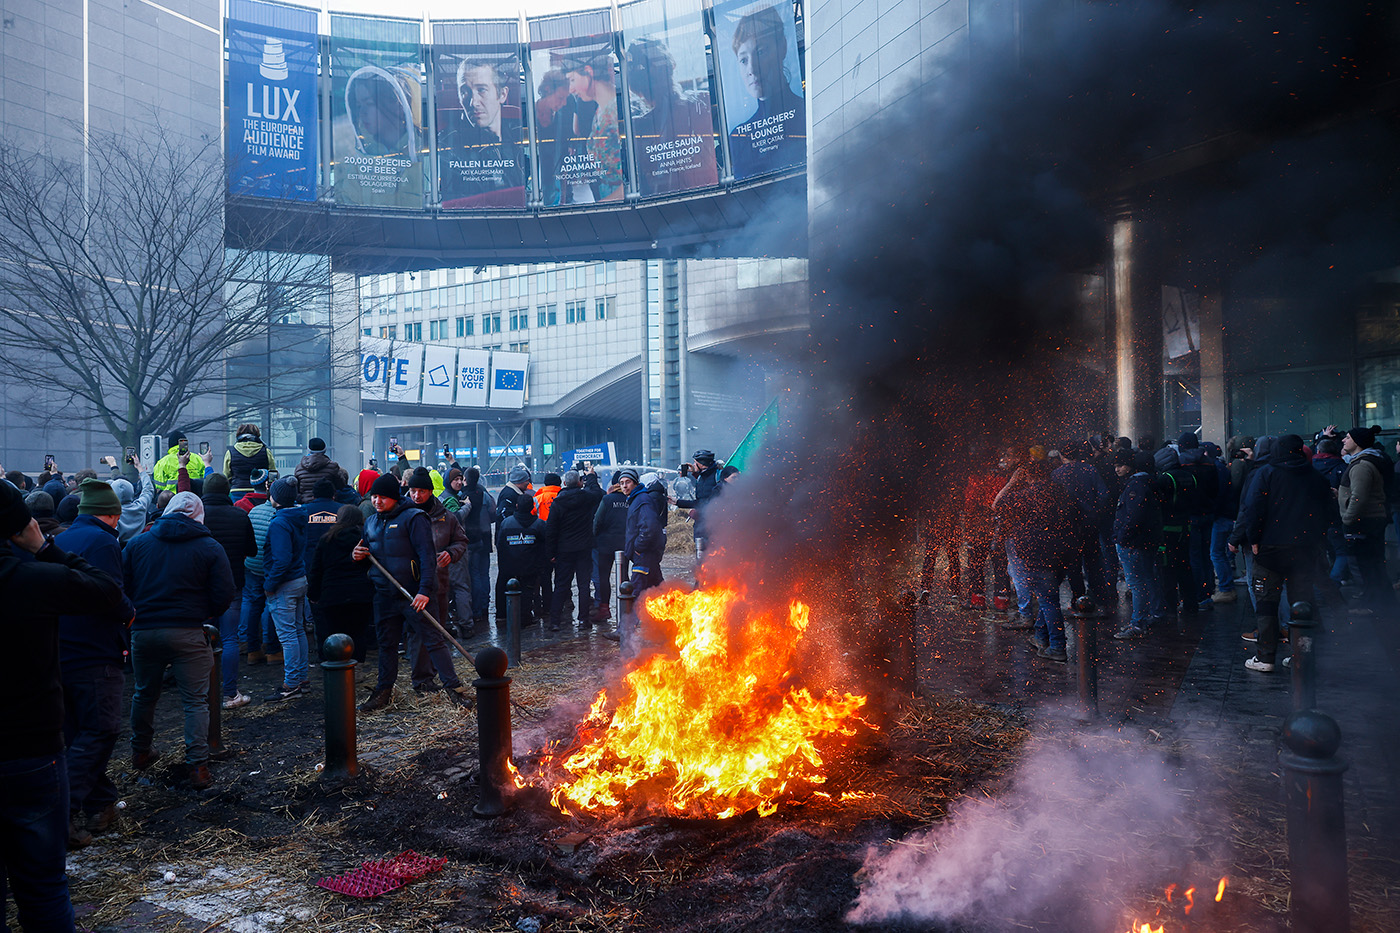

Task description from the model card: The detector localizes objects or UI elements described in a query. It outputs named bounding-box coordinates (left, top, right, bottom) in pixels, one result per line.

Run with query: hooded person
left=352, top=472, right=471, bottom=712
left=0, top=479, right=127, bottom=919
left=1236, top=435, right=1334, bottom=670
left=293, top=438, right=342, bottom=505
left=200, top=474, right=258, bottom=709
left=357, top=467, right=381, bottom=498
left=1111, top=448, right=1163, bottom=639
left=234, top=468, right=273, bottom=514
left=336, top=64, right=425, bottom=207
left=262, top=479, right=311, bottom=701
left=674, top=449, right=722, bottom=558
left=122, top=489, right=235, bottom=790
left=1153, top=446, right=1202, bottom=614
left=223, top=424, right=276, bottom=497
left=534, top=473, right=563, bottom=522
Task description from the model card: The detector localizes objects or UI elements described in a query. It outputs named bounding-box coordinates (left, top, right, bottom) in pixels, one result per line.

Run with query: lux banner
left=227, top=10, right=319, bottom=201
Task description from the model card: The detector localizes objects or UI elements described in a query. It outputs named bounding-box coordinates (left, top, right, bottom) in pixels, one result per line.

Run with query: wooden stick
left=362, top=549, right=475, bottom=665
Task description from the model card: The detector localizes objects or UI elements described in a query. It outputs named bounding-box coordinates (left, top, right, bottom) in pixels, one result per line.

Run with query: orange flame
left=1127, top=925, right=1164, bottom=933
left=539, top=584, right=871, bottom=818
left=1216, top=876, right=1228, bottom=901
left=1183, top=886, right=1195, bottom=915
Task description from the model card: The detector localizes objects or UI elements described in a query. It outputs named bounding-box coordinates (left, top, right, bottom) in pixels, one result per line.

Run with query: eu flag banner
left=488, top=351, right=528, bottom=408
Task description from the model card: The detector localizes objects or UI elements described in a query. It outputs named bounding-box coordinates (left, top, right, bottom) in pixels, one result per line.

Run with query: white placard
left=420, top=345, right=458, bottom=406
left=456, top=348, right=490, bottom=408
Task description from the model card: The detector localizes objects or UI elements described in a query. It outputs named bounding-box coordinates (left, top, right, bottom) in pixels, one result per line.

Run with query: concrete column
left=476, top=422, right=492, bottom=472
left=360, top=412, right=377, bottom=467
left=1111, top=216, right=1165, bottom=444
left=1198, top=292, right=1227, bottom=443
left=529, top=419, right=545, bottom=473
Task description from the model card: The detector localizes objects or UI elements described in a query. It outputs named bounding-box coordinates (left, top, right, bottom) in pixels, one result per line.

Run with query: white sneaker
left=222, top=692, right=252, bottom=709
left=1244, top=656, right=1275, bottom=673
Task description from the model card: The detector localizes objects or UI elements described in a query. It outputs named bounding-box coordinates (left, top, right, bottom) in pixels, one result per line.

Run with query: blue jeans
left=1116, top=545, right=1159, bottom=631
left=1210, top=517, right=1236, bottom=591
left=0, top=755, right=74, bottom=932
left=130, top=627, right=213, bottom=765
left=267, top=576, right=309, bottom=689
left=467, top=546, right=491, bottom=619
left=218, top=604, right=241, bottom=697
left=241, top=571, right=278, bottom=653
left=62, top=665, right=124, bottom=817
left=1006, top=539, right=1033, bottom=616
left=1025, top=565, right=1066, bottom=651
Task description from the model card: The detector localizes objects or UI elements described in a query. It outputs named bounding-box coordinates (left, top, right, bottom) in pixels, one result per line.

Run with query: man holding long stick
left=352, top=474, right=471, bottom=712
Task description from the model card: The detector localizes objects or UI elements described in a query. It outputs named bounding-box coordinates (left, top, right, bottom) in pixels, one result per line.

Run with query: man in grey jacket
left=1339, top=426, right=1392, bottom=614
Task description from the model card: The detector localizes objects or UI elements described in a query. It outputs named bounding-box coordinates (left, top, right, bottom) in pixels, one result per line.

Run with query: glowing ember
left=539, top=584, right=871, bottom=818
left=1127, top=925, right=1164, bottom=933
left=1128, top=876, right=1228, bottom=933
left=1216, top=876, right=1228, bottom=901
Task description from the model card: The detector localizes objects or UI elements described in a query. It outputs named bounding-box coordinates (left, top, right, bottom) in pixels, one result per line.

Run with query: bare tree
left=0, top=126, right=354, bottom=452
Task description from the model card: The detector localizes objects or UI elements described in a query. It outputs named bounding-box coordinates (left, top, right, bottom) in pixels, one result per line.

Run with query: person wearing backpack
left=458, top=467, right=494, bottom=634
left=1153, top=447, right=1200, bottom=616
left=1176, top=433, right=1220, bottom=611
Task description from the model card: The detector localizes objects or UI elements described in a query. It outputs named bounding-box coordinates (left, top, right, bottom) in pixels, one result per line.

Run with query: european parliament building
left=1, top=0, right=1395, bottom=474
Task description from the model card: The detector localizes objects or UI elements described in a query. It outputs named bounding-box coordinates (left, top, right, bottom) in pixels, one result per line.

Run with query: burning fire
left=1127, top=876, right=1228, bottom=933
left=540, top=584, right=871, bottom=818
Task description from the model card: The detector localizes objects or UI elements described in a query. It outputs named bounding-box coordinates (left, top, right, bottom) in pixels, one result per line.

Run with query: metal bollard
left=472, top=646, right=513, bottom=818
left=505, top=578, right=522, bottom=668
left=1279, top=709, right=1350, bottom=933
left=203, top=623, right=222, bottom=756
left=619, top=581, right=637, bottom=657
left=1074, top=614, right=1099, bottom=720
left=1288, top=601, right=1317, bottom=712
left=321, top=634, right=359, bottom=779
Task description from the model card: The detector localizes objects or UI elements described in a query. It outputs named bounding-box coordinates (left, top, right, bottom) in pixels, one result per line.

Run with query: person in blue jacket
left=621, top=468, right=665, bottom=596
left=262, top=479, right=309, bottom=702
left=55, top=479, right=136, bottom=847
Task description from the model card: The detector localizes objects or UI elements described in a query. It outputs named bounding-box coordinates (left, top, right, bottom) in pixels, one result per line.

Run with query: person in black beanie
left=0, top=480, right=126, bottom=928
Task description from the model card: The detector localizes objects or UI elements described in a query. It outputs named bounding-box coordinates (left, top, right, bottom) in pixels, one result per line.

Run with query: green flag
left=727, top=397, right=781, bottom=472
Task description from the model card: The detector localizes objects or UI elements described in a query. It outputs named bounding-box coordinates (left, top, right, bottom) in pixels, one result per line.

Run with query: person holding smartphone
left=153, top=429, right=208, bottom=493
left=224, top=424, right=276, bottom=498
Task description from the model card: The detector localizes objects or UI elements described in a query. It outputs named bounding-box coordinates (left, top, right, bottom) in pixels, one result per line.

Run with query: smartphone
left=369, top=458, right=378, bottom=469
left=199, top=441, right=210, bottom=455
left=125, top=447, right=135, bottom=464
left=388, top=436, right=398, bottom=451
left=44, top=453, right=54, bottom=470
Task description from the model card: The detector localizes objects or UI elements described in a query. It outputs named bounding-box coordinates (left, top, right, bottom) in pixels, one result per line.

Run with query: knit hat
left=617, top=468, right=640, bottom=484
left=369, top=472, right=402, bottom=499
left=313, top=477, right=337, bottom=499
left=168, top=428, right=188, bottom=450
left=270, top=478, right=298, bottom=507
left=25, top=490, right=55, bottom=516
left=406, top=468, right=434, bottom=491
left=77, top=478, right=123, bottom=516
left=0, top=481, right=32, bottom=538
left=1177, top=432, right=1200, bottom=450
left=692, top=449, right=715, bottom=465
left=250, top=469, right=272, bottom=490
left=308, top=437, right=326, bottom=452
left=1112, top=449, right=1136, bottom=469
left=203, top=473, right=231, bottom=498
left=508, top=465, right=530, bottom=484
left=163, top=491, right=205, bottom=523
left=1347, top=426, right=1376, bottom=449
left=1278, top=434, right=1305, bottom=456
left=447, top=468, right=463, bottom=484
left=544, top=473, right=561, bottom=487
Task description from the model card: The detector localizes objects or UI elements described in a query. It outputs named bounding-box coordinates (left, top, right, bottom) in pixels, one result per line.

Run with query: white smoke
left=848, top=726, right=1221, bottom=929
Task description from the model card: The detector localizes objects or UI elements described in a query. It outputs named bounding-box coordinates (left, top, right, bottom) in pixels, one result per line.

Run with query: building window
left=596, top=296, right=613, bottom=320
left=566, top=300, right=588, bottom=324
left=362, top=327, right=372, bottom=336
left=565, top=265, right=579, bottom=290
left=536, top=269, right=556, bottom=294
left=509, top=309, right=530, bottom=331
left=380, top=325, right=397, bottom=339
left=537, top=304, right=557, bottom=327
left=483, top=313, right=501, bottom=334
left=406, top=322, right=421, bottom=341
left=509, top=341, right=529, bottom=352
left=429, top=319, right=448, bottom=340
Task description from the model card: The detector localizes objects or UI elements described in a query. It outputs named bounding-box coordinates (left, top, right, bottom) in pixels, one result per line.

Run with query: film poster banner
left=712, top=0, right=806, bottom=181
left=530, top=34, right=626, bottom=206
left=420, top=345, right=459, bottom=406
left=331, top=36, right=426, bottom=209
left=227, top=19, right=318, bottom=201
left=457, top=349, right=490, bottom=407
left=618, top=0, right=719, bottom=198
left=488, top=351, right=529, bottom=408
left=434, top=44, right=528, bottom=209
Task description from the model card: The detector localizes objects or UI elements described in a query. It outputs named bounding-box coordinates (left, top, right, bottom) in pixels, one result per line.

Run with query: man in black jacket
left=1110, top=451, right=1162, bottom=639
left=591, top=471, right=628, bottom=627
left=353, top=473, right=469, bottom=712
left=1236, top=434, right=1333, bottom=672
left=673, top=449, right=722, bottom=559
left=200, top=474, right=258, bottom=709
left=124, top=492, right=236, bottom=789
left=1, top=481, right=126, bottom=930
left=458, top=467, right=493, bottom=631
left=546, top=470, right=600, bottom=631
left=497, top=493, right=548, bottom=624
left=404, top=469, right=468, bottom=686
left=493, top=465, right=532, bottom=622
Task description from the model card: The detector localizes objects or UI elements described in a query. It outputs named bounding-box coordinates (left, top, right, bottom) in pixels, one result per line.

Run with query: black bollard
left=1279, top=709, right=1350, bottom=933
left=1073, top=614, right=1099, bottom=720
left=321, top=634, right=359, bottom=779
left=472, top=646, right=513, bottom=818
left=505, top=578, right=522, bottom=668
left=619, top=581, right=637, bottom=657
left=1288, top=601, right=1317, bottom=712
left=203, top=623, right=222, bottom=756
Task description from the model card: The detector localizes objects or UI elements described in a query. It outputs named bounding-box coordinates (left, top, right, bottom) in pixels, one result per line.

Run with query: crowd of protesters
left=926, top=424, right=1399, bottom=670
left=0, top=426, right=745, bottom=926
